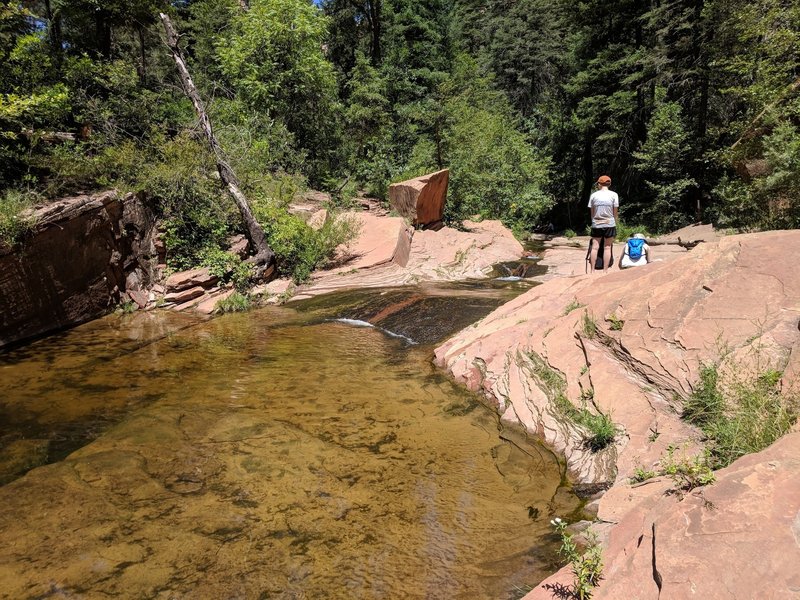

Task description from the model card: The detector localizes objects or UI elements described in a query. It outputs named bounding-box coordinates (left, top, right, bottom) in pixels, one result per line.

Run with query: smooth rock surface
left=164, top=267, right=218, bottom=292
left=293, top=217, right=523, bottom=299
left=434, top=230, right=800, bottom=599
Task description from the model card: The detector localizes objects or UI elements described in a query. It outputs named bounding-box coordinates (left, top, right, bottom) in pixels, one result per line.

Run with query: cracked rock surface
left=435, top=230, right=800, bottom=599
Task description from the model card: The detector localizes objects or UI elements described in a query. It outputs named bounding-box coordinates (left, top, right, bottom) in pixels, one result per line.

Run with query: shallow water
left=0, top=267, right=579, bottom=599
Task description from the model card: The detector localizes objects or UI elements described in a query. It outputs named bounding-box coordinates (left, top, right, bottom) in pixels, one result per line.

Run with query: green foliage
left=683, top=364, right=726, bottom=426
left=661, top=446, right=716, bottom=492
left=117, top=300, right=138, bottom=314
left=614, top=222, right=651, bottom=243
left=252, top=196, right=360, bottom=282
left=581, top=311, right=597, bottom=339
left=631, top=98, right=698, bottom=232
left=528, top=351, right=617, bottom=452
left=684, top=363, right=798, bottom=468
left=564, top=229, right=577, bottom=239
left=198, top=247, right=253, bottom=291
left=215, top=291, right=252, bottom=314
left=403, top=56, right=553, bottom=231
left=551, top=518, right=603, bottom=600
left=0, top=189, right=36, bottom=246
left=607, top=314, right=624, bottom=331
left=629, top=466, right=657, bottom=484
left=215, top=0, right=340, bottom=181
left=563, top=298, right=585, bottom=316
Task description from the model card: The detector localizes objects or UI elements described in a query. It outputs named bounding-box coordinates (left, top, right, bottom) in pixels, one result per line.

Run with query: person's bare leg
left=603, top=237, right=614, bottom=273
left=589, top=238, right=601, bottom=273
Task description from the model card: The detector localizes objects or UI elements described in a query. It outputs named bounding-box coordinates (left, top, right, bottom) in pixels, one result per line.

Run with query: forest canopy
left=1, top=0, right=798, bottom=257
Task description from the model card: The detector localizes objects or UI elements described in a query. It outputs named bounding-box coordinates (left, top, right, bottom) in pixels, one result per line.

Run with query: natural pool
left=0, top=274, right=580, bottom=599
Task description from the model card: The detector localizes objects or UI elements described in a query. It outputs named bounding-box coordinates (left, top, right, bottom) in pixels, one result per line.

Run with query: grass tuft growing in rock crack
left=527, top=352, right=618, bottom=452
left=683, top=363, right=797, bottom=468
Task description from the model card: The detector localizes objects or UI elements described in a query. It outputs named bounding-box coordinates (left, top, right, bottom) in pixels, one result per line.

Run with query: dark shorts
left=590, top=226, right=616, bottom=239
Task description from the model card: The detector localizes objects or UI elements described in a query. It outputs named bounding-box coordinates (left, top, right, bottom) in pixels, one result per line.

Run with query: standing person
left=587, top=175, right=618, bottom=273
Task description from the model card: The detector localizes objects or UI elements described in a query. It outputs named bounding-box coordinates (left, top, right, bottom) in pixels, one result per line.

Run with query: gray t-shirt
left=588, top=189, right=619, bottom=228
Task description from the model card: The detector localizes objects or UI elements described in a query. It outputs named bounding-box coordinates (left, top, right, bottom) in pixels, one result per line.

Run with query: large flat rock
left=293, top=216, right=523, bottom=298
left=434, top=230, right=800, bottom=598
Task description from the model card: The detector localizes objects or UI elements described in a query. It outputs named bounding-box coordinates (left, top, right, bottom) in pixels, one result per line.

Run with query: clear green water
left=0, top=278, right=578, bottom=599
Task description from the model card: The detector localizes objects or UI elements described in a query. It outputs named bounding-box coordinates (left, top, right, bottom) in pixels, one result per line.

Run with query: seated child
left=620, top=233, right=650, bottom=268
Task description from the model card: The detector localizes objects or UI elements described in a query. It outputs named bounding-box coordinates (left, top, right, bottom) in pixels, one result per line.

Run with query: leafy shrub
left=550, top=517, right=603, bottom=600
left=401, top=55, right=553, bottom=232
left=198, top=247, right=253, bottom=291
left=215, top=291, right=251, bottom=314
left=607, top=314, right=624, bottom=331
left=252, top=196, right=360, bottom=282
left=683, top=363, right=797, bottom=468
left=629, top=466, right=657, bottom=484
left=615, top=222, right=652, bottom=242
left=564, top=228, right=577, bottom=238
left=661, top=446, right=716, bottom=492
left=683, top=364, right=725, bottom=426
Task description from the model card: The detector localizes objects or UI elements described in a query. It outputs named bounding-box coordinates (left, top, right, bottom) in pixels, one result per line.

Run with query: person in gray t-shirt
left=587, top=175, right=619, bottom=273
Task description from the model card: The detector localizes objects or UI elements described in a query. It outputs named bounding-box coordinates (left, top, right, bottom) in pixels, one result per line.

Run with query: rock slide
left=435, top=230, right=800, bottom=599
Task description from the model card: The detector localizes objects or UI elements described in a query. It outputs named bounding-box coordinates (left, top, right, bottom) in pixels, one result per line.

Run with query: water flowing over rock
left=0, top=191, right=158, bottom=349
left=435, top=230, right=800, bottom=598
left=388, top=169, right=449, bottom=228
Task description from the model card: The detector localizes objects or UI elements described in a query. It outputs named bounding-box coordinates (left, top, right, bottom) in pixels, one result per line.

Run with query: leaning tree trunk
left=159, top=12, right=275, bottom=280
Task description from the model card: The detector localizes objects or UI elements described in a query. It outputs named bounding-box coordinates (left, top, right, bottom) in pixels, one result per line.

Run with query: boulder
left=388, top=169, right=449, bottom=227
left=164, top=267, right=219, bottom=292
left=194, top=288, right=235, bottom=315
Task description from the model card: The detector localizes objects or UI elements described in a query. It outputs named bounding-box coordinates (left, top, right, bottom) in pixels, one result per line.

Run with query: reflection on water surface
left=0, top=281, right=578, bottom=599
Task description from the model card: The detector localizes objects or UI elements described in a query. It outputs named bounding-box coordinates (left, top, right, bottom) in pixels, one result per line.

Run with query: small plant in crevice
left=0, top=189, right=38, bottom=247
left=607, top=313, right=624, bottom=331
left=581, top=310, right=597, bottom=339
left=682, top=364, right=725, bottom=426
left=564, top=229, right=577, bottom=239
left=629, top=465, right=658, bottom=484
left=661, top=446, right=716, bottom=493
left=527, top=352, right=618, bottom=452
left=117, top=300, right=137, bottom=314
left=563, top=298, right=585, bottom=316
left=553, top=393, right=618, bottom=452
left=549, top=517, right=603, bottom=600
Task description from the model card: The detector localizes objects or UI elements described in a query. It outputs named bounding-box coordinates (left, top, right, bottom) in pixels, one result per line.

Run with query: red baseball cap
left=597, top=175, right=611, bottom=185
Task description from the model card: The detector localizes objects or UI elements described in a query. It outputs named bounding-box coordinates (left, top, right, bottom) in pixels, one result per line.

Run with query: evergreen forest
left=1, top=0, right=798, bottom=276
